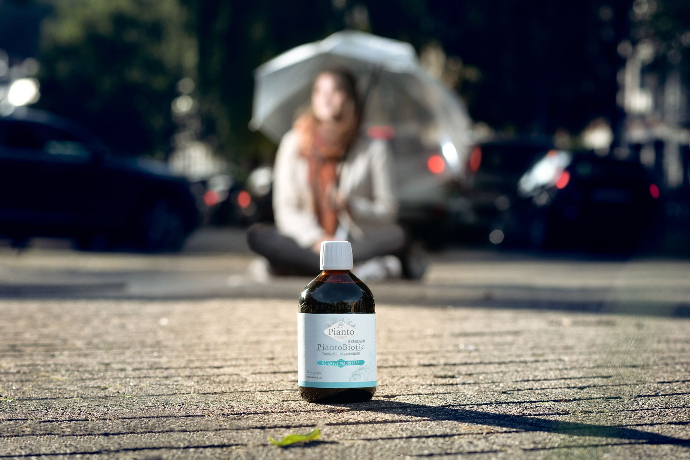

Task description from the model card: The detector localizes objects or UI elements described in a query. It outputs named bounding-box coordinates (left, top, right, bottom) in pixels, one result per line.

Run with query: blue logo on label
left=317, top=359, right=365, bottom=368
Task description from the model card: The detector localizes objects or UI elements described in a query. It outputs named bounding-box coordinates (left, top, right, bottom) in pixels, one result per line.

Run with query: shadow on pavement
left=343, top=401, right=690, bottom=449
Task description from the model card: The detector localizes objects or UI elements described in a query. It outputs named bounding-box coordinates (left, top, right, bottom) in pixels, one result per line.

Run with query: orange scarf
left=294, top=112, right=357, bottom=236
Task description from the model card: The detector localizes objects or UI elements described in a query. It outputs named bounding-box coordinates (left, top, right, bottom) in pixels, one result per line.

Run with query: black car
left=0, top=109, right=199, bottom=251
left=497, top=150, right=660, bottom=252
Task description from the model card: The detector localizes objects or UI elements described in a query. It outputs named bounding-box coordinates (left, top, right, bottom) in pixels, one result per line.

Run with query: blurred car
left=496, top=150, right=660, bottom=252
left=236, top=165, right=274, bottom=224
left=387, top=126, right=467, bottom=248
left=192, top=171, right=244, bottom=226
left=0, top=108, right=200, bottom=251
left=454, top=138, right=555, bottom=241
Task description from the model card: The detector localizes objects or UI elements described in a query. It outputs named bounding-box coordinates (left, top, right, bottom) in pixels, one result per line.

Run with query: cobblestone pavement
left=0, top=296, right=689, bottom=459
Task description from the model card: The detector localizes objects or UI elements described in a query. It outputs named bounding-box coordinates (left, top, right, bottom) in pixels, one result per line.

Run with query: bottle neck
left=322, top=269, right=350, bottom=275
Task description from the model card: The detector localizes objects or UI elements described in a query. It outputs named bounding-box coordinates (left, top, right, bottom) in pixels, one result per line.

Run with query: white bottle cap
left=320, top=241, right=353, bottom=270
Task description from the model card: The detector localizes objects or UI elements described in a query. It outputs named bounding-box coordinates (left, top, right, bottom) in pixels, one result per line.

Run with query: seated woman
left=247, top=67, right=421, bottom=280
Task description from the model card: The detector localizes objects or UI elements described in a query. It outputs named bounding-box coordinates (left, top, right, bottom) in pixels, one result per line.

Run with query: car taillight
left=555, top=170, right=570, bottom=189
left=469, top=146, right=482, bottom=172
left=237, top=190, right=252, bottom=209
left=649, top=183, right=660, bottom=199
left=204, top=190, right=219, bottom=207
left=427, top=154, right=446, bottom=174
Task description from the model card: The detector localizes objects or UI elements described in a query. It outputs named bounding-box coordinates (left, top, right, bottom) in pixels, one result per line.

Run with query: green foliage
left=638, top=0, right=690, bottom=76
left=38, top=0, right=196, bottom=157
left=368, top=0, right=626, bottom=135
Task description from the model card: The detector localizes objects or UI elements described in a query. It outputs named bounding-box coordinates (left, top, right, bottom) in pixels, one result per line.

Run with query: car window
left=480, top=145, right=550, bottom=173
left=0, top=120, right=90, bottom=157
left=33, top=124, right=91, bottom=157
left=576, top=158, right=645, bottom=181
left=44, top=140, right=90, bottom=157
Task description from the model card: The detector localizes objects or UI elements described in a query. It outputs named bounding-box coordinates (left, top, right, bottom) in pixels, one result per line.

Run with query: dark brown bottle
left=298, top=241, right=376, bottom=403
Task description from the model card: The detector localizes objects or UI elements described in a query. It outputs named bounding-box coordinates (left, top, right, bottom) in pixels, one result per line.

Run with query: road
left=0, top=227, right=689, bottom=459
left=1, top=227, right=689, bottom=318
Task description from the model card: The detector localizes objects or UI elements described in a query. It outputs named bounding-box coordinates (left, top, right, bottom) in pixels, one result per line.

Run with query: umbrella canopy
left=251, top=30, right=473, bottom=177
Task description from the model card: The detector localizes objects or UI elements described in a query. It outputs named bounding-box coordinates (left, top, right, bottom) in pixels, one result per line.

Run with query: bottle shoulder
left=299, top=271, right=375, bottom=314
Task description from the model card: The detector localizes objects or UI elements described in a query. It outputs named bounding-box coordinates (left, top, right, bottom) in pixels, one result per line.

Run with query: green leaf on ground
left=269, top=428, right=321, bottom=446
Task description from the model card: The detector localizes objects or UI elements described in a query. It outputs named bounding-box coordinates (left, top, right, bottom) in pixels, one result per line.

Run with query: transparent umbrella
left=250, top=30, right=473, bottom=178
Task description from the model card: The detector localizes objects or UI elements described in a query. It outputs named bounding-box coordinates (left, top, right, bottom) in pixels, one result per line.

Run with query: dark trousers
left=246, top=223, right=407, bottom=276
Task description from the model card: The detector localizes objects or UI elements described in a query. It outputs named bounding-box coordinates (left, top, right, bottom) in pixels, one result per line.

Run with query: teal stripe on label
left=317, top=359, right=365, bottom=368
left=299, top=381, right=376, bottom=388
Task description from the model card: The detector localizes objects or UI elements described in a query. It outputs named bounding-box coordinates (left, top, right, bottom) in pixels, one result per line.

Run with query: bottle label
left=298, top=313, right=376, bottom=388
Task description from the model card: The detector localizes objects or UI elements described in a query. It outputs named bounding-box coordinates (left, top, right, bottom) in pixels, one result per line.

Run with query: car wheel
left=138, top=198, right=186, bottom=252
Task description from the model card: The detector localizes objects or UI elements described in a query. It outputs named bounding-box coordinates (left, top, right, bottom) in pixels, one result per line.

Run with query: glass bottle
left=298, top=241, right=376, bottom=403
